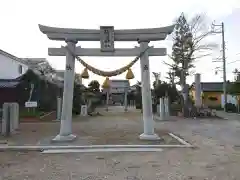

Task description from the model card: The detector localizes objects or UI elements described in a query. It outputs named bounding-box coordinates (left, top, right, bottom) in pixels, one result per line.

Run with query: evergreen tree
left=152, top=80, right=179, bottom=104
left=167, top=13, right=217, bottom=116
left=171, top=13, right=194, bottom=87
left=168, top=13, right=217, bottom=88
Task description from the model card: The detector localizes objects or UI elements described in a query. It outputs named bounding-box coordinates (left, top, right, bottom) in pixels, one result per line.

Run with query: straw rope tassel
left=126, top=68, right=134, bottom=79
left=81, top=67, right=89, bottom=79
left=63, top=45, right=151, bottom=77
left=102, top=77, right=110, bottom=88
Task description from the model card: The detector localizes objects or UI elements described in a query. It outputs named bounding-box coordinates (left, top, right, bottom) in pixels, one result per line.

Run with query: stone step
left=41, top=147, right=164, bottom=154
left=0, top=144, right=193, bottom=152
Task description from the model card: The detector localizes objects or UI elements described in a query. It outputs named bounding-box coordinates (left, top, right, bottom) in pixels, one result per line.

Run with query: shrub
left=152, top=104, right=157, bottom=113
left=136, top=103, right=142, bottom=109
left=170, top=103, right=182, bottom=111
left=170, top=103, right=182, bottom=115
left=72, top=84, right=84, bottom=115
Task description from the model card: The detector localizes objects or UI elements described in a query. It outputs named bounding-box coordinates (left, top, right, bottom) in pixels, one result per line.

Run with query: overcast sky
left=0, top=0, right=240, bottom=86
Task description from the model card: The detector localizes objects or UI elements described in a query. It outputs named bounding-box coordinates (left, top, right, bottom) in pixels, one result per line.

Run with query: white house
left=0, top=49, right=61, bottom=82
left=0, top=49, right=28, bottom=79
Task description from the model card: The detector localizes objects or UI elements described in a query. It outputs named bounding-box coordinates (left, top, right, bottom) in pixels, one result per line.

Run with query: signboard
left=100, top=26, right=115, bottom=52
left=25, top=101, right=38, bottom=108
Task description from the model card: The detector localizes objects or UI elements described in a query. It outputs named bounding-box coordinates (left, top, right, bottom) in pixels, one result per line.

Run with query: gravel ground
left=0, top=109, right=179, bottom=146
left=1, top=107, right=240, bottom=179
left=1, top=146, right=240, bottom=179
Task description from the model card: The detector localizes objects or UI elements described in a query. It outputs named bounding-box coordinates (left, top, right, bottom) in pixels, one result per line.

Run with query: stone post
left=164, top=97, right=170, bottom=118
left=52, top=40, right=77, bottom=142
left=159, top=98, right=165, bottom=120
left=10, top=103, right=19, bottom=131
left=139, top=41, right=159, bottom=140
left=157, top=104, right=160, bottom=116
left=195, top=73, right=202, bottom=108
left=106, top=89, right=109, bottom=111
left=2, top=103, right=19, bottom=136
left=56, top=97, right=62, bottom=121
left=1, top=103, right=10, bottom=136
left=124, top=87, right=128, bottom=112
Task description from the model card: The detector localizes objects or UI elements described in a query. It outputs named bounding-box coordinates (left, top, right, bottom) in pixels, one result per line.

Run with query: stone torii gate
left=39, top=24, right=174, bottom=142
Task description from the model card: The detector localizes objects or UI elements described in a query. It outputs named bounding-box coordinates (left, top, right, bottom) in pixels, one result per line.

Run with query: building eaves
left=0, top=49, right=28, bottom=65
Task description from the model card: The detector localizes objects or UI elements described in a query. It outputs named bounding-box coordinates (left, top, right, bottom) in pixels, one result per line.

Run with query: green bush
left=17, top=70, right=61, bottom=112
left=170, top=103, right=182, bottom=112
left=169, top=103, right=182, bottom=115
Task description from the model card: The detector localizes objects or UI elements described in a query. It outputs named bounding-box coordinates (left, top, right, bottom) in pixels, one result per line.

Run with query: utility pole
left=212, top=22, right=227, bottom=112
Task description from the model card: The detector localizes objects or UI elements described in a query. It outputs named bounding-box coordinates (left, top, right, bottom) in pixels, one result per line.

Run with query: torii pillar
left=52, top=40, right=77, bottom=142
left=139, top=41, right=160, bottom=140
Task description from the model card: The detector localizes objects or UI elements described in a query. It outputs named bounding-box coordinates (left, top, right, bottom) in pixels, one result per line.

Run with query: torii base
left=139, top=133, right=161, bottom=140
left=51, top=134, right=77, bottom=142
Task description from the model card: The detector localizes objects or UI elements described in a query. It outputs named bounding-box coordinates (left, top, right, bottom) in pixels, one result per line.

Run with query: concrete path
left=217, top=110, right=240, bottom=120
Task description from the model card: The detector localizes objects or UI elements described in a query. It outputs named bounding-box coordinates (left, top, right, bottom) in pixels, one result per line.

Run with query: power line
left=227, top=60, right=240, bottom=65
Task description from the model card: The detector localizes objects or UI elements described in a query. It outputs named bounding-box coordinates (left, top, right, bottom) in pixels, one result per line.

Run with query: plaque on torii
left=100, top=26, right=114, bottom=52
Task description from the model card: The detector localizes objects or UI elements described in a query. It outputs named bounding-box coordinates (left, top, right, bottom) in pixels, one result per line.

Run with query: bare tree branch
left=192, top=53, right=212, bottom=60
left=163, top=60, right=175, bottom=67
left=166, top=12, right=218, bottom=92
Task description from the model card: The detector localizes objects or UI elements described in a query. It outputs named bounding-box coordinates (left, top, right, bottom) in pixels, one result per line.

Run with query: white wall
left=0, top=53, right=28, bottom=79
left=221, top=94, right=238, bottom=108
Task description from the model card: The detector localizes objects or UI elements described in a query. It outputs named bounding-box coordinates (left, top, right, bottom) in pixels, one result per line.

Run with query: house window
left=18, top=65, right=23, bottom=74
